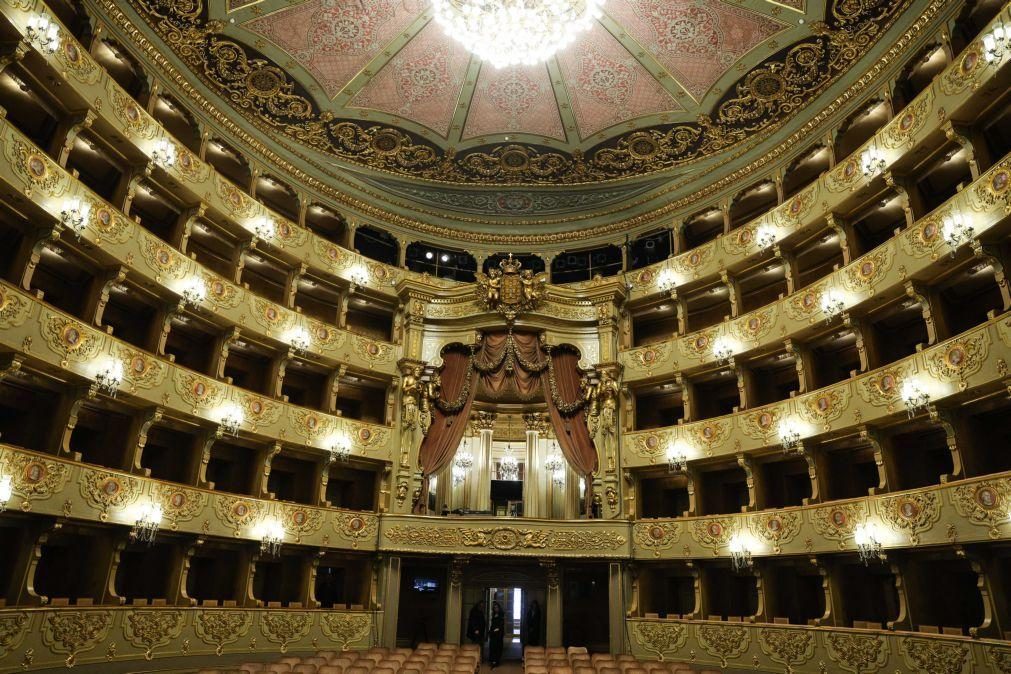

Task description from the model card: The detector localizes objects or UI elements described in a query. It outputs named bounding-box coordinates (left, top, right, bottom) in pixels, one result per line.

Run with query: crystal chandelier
left=728, top=534, right=753, bottom=572
left=258, top=518, right=285, bottom=557
left=500, top=454, right=519, bottom=481
left=0, top=474, right=12, bottom=512
left=432, top=0, right=604, bottom=68
left=854, top=522, right=883, bottom=565
left=130, top=501, right=163, bottom=545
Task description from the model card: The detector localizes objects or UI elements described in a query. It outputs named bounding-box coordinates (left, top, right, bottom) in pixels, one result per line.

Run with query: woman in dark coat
left=525, top=599, right=542, bottom=646
left=466, top=600, right=486, bottom=646
left=488, top=601, right=505, bottom=668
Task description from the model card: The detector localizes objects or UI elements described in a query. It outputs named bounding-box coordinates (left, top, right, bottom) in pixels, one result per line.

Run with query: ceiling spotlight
left=425, top=251, right=434, bottom=260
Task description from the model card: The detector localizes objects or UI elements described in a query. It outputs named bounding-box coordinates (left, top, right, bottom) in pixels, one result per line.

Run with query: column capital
left=471, top=410, right=497, bottom=432
left=523, top=412, right=551, bottom=435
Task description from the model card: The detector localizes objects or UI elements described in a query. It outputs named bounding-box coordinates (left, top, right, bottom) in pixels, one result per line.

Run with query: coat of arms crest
left=475, top=254, right=547, bottom=321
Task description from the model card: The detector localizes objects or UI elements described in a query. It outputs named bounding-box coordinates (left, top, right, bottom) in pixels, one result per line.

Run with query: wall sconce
left=656, top=269, right=677, bottom=294
left=0, top=474, right=12, bottom=512
left=983, top=21, right=1007, bottom=63
left=755, top=225, right=777, bottom=251
left=779, top=420, right=802, bottom=451
left=860, top=145, right=886, bottom=177
left=26, top=14, right=60, bottom=54
left=551, top=468, right=566, bottom=487
left=819, top=289, right=846, bottom=323
left=287, top=327, right=311, bottom=357
left=728, top=534, right=753, bottom=572
left=941, top=212, right=974, bottom=254
left=250, top=216, right=276, bottom=240
left=179, top=276, right=207, bottom=308
left=94, top=359, right=124, bottom=398
left=348, top=264, right=369, bottom=294
left=129, top=501, right=163, bottom=545
left=219, top=403, right=244, bottom=436
left=854, top=522, right=884, bottom=565
left=900, top=380, right=930, bottom=418
left=59, top=198, right=91, bottom=239
left=712, top=336, right=737, bottom=365
left=257, top=518, right=284, bottom=557
left=329, top=434, right=351, bottom=463
left=150, top=139, right=177, bottom=169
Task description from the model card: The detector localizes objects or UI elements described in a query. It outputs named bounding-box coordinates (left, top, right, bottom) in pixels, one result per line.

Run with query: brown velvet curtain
left=477, top=331, right=544, bottom=398
left=542, top=348, right=598, bottom=516
left=415, top=346, right=478, bottom=513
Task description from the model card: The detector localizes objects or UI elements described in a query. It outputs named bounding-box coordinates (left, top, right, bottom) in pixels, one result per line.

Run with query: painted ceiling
left=125, top=0, right=915, bottom=192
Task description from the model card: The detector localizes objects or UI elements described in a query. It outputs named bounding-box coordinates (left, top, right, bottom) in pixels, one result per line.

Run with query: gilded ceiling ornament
left=126, top=0, right=913, bottom=185
left=475, top=254, right=547, bottom=322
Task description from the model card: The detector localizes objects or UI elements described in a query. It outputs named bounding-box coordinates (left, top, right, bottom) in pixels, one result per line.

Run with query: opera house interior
left=0, top=0, right=1010, bottom=672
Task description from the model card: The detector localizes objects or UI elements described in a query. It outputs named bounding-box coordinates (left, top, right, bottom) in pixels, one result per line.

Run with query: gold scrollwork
left=823, top=631, right=888, bottom=674
left=123, top=610, right=185, bottom=660
left=696, top=623, right=749, bottom=668
left=259, top=612, right=311, bottom=653
left=194, top=610, right=251, bottom=656
left=633, top=621, right=688, bottom=660
left=880, top=491, right=942, bottom=545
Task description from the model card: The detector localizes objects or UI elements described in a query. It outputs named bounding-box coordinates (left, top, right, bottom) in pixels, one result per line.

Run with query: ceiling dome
left=123, top=0, right=919, bottom=234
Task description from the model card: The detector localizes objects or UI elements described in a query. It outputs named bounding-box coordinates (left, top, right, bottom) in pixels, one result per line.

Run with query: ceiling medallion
left=432, top=0, right=604, bottom=68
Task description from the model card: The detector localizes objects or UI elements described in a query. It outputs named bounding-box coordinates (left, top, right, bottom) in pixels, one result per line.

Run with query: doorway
left=462, top=565, right=546, bottom=663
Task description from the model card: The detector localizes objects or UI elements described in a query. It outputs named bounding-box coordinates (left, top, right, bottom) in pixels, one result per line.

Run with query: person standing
left=524, top=599, right=542, bottom=647
left=467, top=600, right=487, bottom=648
left=488, top=601, right=505, bottom=668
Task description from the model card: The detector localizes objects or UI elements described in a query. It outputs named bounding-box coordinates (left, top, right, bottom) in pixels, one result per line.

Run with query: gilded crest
left=476, top=254, right=546, bottom=321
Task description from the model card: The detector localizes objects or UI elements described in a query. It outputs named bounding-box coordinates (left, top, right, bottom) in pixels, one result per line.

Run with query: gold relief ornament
left=855, top=365, right=908, bottom=409
left=251, top=297, right=294, bottom=333
left=384, top=525, right=462, bottom=548
left=0, top=284, right=32, bottom=329
left=345, top=421, right=389, bottom=452
left=880, top=491, right=942, bottom=545
left=81, top=470, right=139, bottom=518
left=784, top=282, right=826, bottom=322
left=758, top=627, right=816, bottom=670
left=633, top=521, right=682, bottom=556
left=823, top=631, right=888, bottom=674
left=42, top=311, right=103, bottom=367
left=900, top=637, right=970, bottom=674
left=123, top=609, right=185, bottom=660
left=114, top=345, right=167, bottom=390
left=628, top=431, right=670, bottom=463
left=672, top=247, right=714, bottom=279
left=41, top=610, right=113, bottom=667
left=111, top=85, right=155, bottom=139
left=174, top=146, right=211, bottom=182
left=202, top=272, right=242, bottom=309
left=733, top=307, right=777, bottom=344
left=312, top=238, right=351, bottom=272
left=972, top=161, right=1011, bottom=214
left=354, top=336, right=394, bottom=365
left=550, top=529, right=627, bottom=552
left=950, top=478, right=1011, bottom=539
left=809, top=502, right=866, bottom=549
left=259, top=612, right=311, bottom=653
left=693, top=420, right=731, bottom=452
left=899, top=213, right=944, bottom=259
left=213, top=496, right=264, bottom=535
left=773, top=183, right=818, bottom=226
left=738, top=408, right=783, bottom=443
left=0, top=612, right=29, bottom=658
left=335, top=511, right=378, bottom=547
left=695, top=623, right=750, bottom=668
left=799, top=386, right=850, bottom=429
left=140, top=237, right=188, bottom=281
left=692, top=518, right=737, bottom=555
left=307, top=320, right=347, bottom=351
left=6, top=138, right=68, bottom=197
left=825, top=156, right=864, bottom=193
left=475, top=254, right=546, bottom=321
left=723, top=222, right=762, bottom=256
left=680, top=329, right=719, bottom=363
left=153, top=482, right=208, bottom=523
left=462, top=526, right=550, bottom=551
left=842, top=247, right=893, bottom=292
left=89, top=204, right=130, bottom=243
left=940, top=43, right=983, bottom=96
left=174, top=372, right=226, bottom=412
left=628, top=342, right=671, bottom=371
left=194, top=610, right=251, bottom=656
left=924, top=331, right=990, bottom=384
left=240, top=394, right=283, bottom=429
left=633, top=621, right=688, bottom=660
left=4, top=451, right=69, bottom=504
left=986, top=645, right=1011, bottom=674
left=58, top=37, right=100, bottom=85
left=749, top=511, right=801, bottom=554
left=320, top=613, right=370, bottom=649
left=280, top=504, right=323, bottom=542
left=880, top=89, right=932, bottom=149
left=215, top=176, right=257, bottom=219
left=289, top=408, right=335, bottom=443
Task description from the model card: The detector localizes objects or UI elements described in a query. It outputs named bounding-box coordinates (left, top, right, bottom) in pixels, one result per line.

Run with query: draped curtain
left=416, top=331, right=599, bottom=517
left=541, top=348, right=598, bottom=516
